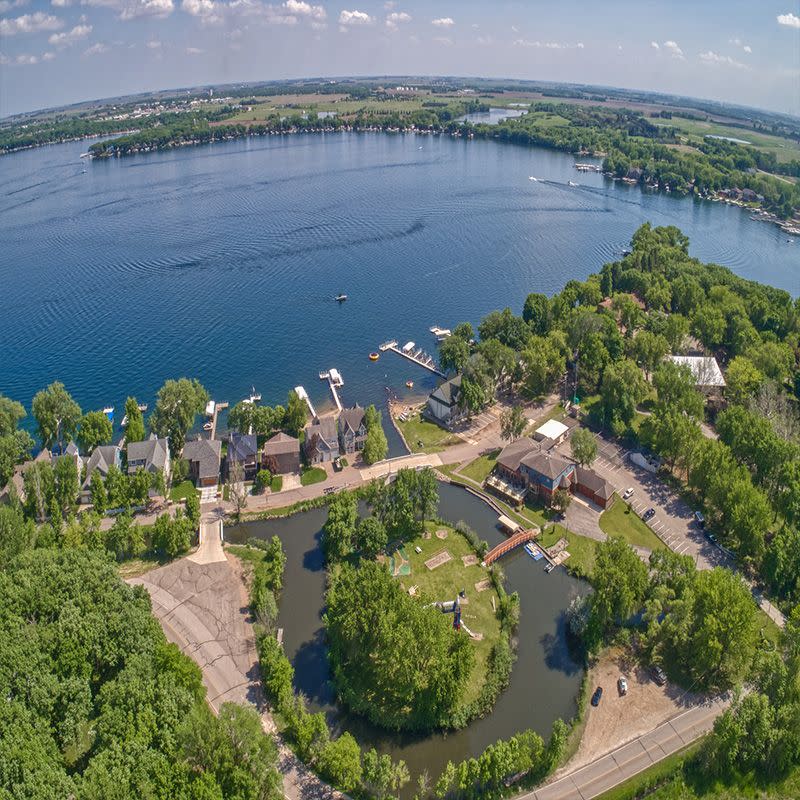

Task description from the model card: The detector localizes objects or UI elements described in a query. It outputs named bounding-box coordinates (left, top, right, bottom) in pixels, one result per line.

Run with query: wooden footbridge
left=483, top=529, right=538, bottom=565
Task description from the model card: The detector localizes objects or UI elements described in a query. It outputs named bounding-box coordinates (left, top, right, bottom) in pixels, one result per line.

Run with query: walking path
left=525, top=696, right=730, bottom=800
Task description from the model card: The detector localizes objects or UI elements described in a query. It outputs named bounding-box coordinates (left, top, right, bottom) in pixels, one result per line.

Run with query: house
left=227, top=432, right=259, bottom=480
left=182, top=438, right=221, bottom=488
left=0, top=448, right=51, bottom=505
left=338, top=405, right=367, bottom=454
left=426, top=375, right=467, bottom=428
left=534, top=418, right=572, bottom=447
left=81, top=445, right=122, bottom=502
left=127, top=434, right=171, bottom=481
left=53, top=441, right=84, bottom=479
left=492, top=437, right=576, bottom=505
left=573, top=466, right=615, bottom=509
left=262, top=432, right=300, bottom=474
left=304, top=417, right=340, bottom=464
left=668, top=355, right=726, bottom=393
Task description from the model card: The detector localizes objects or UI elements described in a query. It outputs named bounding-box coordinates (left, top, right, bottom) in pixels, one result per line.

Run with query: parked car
left=622, top=487, right=634, bottom=500
left=643, top=507, right=656, bottom=521
left=323, top=487, right=335, bottom=495
left=651, top=665, right=667, bottom=686
left=694, top=510, right=706, bottom=528
left=704, top=529, right=718, bottom=544
left=591, top=686, right=604, bottom=706
left=617, top=676, right=628, bottom=696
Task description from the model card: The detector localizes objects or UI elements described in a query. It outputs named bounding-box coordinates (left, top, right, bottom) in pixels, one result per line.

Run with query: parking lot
left=557, top=433, right=731, bottom=570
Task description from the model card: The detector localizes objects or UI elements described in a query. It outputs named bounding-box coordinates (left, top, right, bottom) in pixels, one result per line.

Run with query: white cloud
left=475, top=34, right=492, bottom=46
left=729, top=36, right=742, bottom=45
left=431, top=16, right=453, bottom=26
left=777, top=12, right=800, bottom=28
left=743, top=44, right=752, bottom=53
left=0, top=11, right=62, bottom=35
left=1, top=51, right=39, bottom=64
left=385, top=10, right=409, bottom=29
left=146, top=38, right=161, bottom=47
left=181, top=0, right=216, bottom=16
left=699, top=50, right=747, bottom=69
left=510, top=24, right=518, bottom=33
left=42, top=49, right=55, bottom=59
left=663, top=40, right=684, bottom=59
left=338, top=8, right=372, bottom=29
left=48, top=23, right=91, bottom=46
left=729, top=37, right=752, bottom=53
left=83, top=41, right=108, bottom=55
left=82, top=0, right=174, bottom=20
left=513, top=38, right=583, bottom=49
left=283, top=0, right=324, bottom=19
left=433, top=35, right=452, bottom=46
left=0, top=0, right=29, bottom=11
left=185, top=45, right=203, bottom=53
left=51, top=0, right=71, bottom=5
left=650, top=41, right=659, bottom=49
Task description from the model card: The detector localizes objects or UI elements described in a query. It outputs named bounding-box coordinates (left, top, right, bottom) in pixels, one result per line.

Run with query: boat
left=430, top=325, right=451, bottom=341
left=528, top=176, right=537, bottom=181
left=244, top=386, right=261, bottom=404
left=369, top=352, right=380, bottom=361
left=524, top=543, right=544, bottom=561
left=406, top=380, right=414, bottom=389
left=335, top=294, right=348, bottom=302
left=203, top=421, right=213, bottom=431
left=102, top=406, right=114, bottom=421
left=121, top=414, right=128, bottom=428
left=137, top=403, right=148, bottom=412
left=205, top=400, right=216, bottom=417
left=568, top=181, right=579, bottom=187
left=544, top=563, right=555, bottom=574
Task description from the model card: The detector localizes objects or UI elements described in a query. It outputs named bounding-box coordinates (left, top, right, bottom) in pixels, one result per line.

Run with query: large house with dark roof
left=81, top=444, right=121, bottom=503
left=426, top=375, right=467, bottom=428
left=127, top=434, right=171, bottom=481
left=573, top=466, right=615, bottom=510
left=304, top=417, right=340, bottom=464
left=338, top=405, right=366, bottom=454
left=262, top=432, right=300, bottom=474
left=182, top=438, right=222, bottom=488
left=227, top=432, right=259, bottom=479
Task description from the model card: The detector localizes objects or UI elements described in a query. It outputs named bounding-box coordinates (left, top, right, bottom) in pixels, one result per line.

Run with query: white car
left=618, top=676, right=628, bottom=696
left=622, top=487, right=634, bottom=500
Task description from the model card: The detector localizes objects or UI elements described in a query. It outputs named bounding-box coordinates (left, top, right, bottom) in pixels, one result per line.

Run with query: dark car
left=643, top=508, right=656, bottom=521
left=651, top=665, right=667, bottom=686
left=591, top=686, right=603, bottom=706
left=694, top=510, right=706, bottom=528
left=323, top=487, right=335, bottom=495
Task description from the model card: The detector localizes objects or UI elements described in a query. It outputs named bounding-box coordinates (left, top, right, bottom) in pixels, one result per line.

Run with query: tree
left=439, top=336, right=470, bottom=373
left=106, top=512, right=144, bottom=560
left=458, top=375, right=486, bottom=416
left=0, top=393, right=26, bottom=437
left=0, top=503, right=36, bottom=566
left=0, top=429, right=33, bottom=487
left=521, top=335, right=565, bottom=398
left=104, top=463, right=128, bottom=508
left=523, top=293, right=550, bottom=335
left=53, top=454, right=79, bottom=516
left=500, top=405, right=526, bottom=442
left=123, top=397, right=145, bottom=443
left=663, top=313, right=689, bottom=352
left=452, top=321, right=474, bottom=342
left=254, top=469, right=272, bottom=494
left=316, top=733, right=363, bottom=792
left=228, top=400, right=255, bottom=435
left=23, top=461, right=54, bottom=523
left=363, top=749, right=411, bottom=800
left=725, top=356, right=765, bottom=406
left=551, top=488, right=572, bottom=514
left=478, top=308, right=531, bottom=350
left=356, top=516, right=388, bottom=558
left=652, top=361, right=704, bottom=419
left=226, top=460, right=248, bottom=519
left=324, top=492, right=358, bottom=562
left=478, top=339, right=518, bottom=386
left=31, top=381, right=81, bottom=450
left=630, top=330, right=669, bottom=380
left=363, top=408, right=388, bottom=465
left=284, top=390, right=307, bottom=437
left=570, top=428, right=598, bottom=466
left=150, top=378, right=209, bottom=455
left=89, top=470, right=107, bottom=516
left=151, top=511, right=193, bottom=558
left=600, top=358, right=648, bottom=429
left=78, top=410, right=113, bottom=453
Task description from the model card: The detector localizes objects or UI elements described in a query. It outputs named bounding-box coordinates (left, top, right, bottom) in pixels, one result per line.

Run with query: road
left=525, top=696, right=729, bottom=800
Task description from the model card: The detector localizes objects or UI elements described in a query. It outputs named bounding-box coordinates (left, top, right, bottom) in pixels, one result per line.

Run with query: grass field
left=539, top=525, right=598, bottom=578
left=600, top=497, right=667, bottom=552
left=459, top=450, right=499, bottom=484
left=270, top=475, right=283, bottom=493
left=397, top=413, right=462, bottom=453
left=655, top=116, right=800, bottom=163
left=398, top=521, right=502, bottom=708
left=169, top=480, right=197, bottom=502
left=226, top=96, right=429, bottom=123
left=300, top=466, right=327, bottom=486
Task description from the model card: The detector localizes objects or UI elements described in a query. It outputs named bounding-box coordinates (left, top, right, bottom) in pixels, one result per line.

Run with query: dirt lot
left=563, top=647, right=705, bottom=774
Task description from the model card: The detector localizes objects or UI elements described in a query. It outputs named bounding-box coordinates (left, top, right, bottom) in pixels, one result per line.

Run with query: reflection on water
left=228, top=483, right=588, bottom=785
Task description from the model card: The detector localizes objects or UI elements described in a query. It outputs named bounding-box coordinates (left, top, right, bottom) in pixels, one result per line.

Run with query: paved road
left=524, top=696, right=729, bottom=800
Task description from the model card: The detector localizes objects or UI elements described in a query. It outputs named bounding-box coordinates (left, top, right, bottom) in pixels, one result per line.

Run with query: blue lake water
left=1, top=133, right=798, bottom=450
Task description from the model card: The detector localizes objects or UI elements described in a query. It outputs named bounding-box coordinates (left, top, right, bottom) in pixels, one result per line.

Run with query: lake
left=1, top=132, right=798, bottom=452
left=227, top=482, right=588, bottom=785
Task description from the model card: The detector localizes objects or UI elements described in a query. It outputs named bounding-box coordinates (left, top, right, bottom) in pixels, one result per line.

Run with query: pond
left=227, top=482, right=588, bottom=785
left=456, top=107, right=528, bottom=125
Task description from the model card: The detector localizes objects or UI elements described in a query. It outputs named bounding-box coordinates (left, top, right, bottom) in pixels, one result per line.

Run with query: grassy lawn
left=397, top=413, right=462, bottom=454
left=300, top=466, right=327, bottom=487
left=396, top=521, right=502, bottom=709
left=600, top=496, right=667, bottom=552
left=169, top=480, right=197, bottom=502
left=270, top=475, right=283, bottom=493
left=539, top=524, right=598, bottom=579
left=458, top=450, right=499, bottom=484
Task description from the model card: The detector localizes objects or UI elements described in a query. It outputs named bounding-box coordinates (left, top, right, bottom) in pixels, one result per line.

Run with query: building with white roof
left=668, top=355, right=726, bottom=389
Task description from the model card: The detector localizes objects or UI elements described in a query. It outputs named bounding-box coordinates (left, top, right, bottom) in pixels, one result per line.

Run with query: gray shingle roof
left=83, top=445, right=120, bottom=487
left=228, top=432, right=258, bottom=463
left=496, top=437, right=539, bottom=472
left=127, top=434, right=169, bottom=472
left=430, top=374, right=462, bottom=407
left=338, top=405, right=365, bottom=436
left=521, top=451, right=574, bottom=481
left=575, top=466, right=614, bottom=500
left=182, top=438, right=221, bottom=481
left=263, top=432, right=300, bottom=456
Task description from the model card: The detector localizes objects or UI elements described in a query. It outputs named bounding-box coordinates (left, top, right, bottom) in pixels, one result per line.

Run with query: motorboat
left=203, top=421, right=213, bottom=431
left=406, top=380, right=414, bottom=389
left=102, top=406, right=114, bottom=421
left=335, top=294, right=348, bottom=302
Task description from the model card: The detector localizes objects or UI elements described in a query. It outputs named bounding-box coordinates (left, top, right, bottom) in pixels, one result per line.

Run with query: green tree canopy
left=31, top=381, right=82, bottom=451
left=150, top=378, right=209, bottom=455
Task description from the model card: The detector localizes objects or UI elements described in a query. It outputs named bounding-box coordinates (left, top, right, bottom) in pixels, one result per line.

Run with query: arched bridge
left=484, top=529, right=538, bottom=565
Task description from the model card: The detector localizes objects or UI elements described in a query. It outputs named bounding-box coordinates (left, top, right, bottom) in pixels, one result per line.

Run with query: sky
left=0, top=0, right=798, bottom=118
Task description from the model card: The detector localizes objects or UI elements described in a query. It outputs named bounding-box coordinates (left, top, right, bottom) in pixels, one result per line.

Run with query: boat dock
left=208, top=401, right=228, bottom=440
left=378, top=339, right=446, bottom=377
left=294, top=386, right=317, bottom=420
left=319, top=369, right=344, bottom=411
left=574, top=162, right=603, bottom=172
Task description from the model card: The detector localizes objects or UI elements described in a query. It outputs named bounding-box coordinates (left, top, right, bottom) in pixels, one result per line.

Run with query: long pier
left=209, top=401, right=229, bottom=440
left=378, top=339, right=446, bottom=377
left=319, top=370, right=343, bottom=411
left=294, top=386, right=317, bottom=420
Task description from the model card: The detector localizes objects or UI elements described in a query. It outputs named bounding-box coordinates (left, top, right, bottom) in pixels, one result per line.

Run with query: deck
left=378, top=339, right=445, bottom=377
left=319, top=370, right=343, bottom=411
left=294, top=386, right=317, bottom=420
